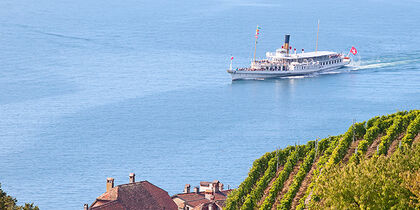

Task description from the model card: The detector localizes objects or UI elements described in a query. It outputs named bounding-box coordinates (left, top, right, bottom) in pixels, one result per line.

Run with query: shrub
left=278, top=148, right=316, bottom=210
left=240, top=147, right=294, bottom=210
left=225, top=151, right=276, bottom=209
left=311, top=144, right=420, bottom=209
left=400, top=113, right=420, bottom=150
left=259, top=145, right=305, bottom=210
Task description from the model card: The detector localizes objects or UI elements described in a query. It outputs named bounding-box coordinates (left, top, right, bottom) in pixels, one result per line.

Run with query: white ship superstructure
left=227, top=34, right=352, bottom=80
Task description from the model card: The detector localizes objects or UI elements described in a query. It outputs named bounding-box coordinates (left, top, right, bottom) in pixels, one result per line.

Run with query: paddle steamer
left=227, top=24, right=354, bottom=80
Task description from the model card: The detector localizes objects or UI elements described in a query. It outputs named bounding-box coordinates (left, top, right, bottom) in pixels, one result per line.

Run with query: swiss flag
left=350, top=46, right=357, bottom=55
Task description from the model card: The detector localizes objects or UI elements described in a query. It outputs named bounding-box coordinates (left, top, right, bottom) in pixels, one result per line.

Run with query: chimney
left=219, top=183, right=224, bottom=191
left=129, top=173, right=135, bottom=183
left=193, top=187, right=199, bottom=193
left=284, top=35, right=290, bottom=55
left=211, top=181, right=220, bottom=193
left=84, top=204, right=89, bottom=210
left=184, top=184, right=191, bottom=193
left=106, top=178, right=114, bottom=192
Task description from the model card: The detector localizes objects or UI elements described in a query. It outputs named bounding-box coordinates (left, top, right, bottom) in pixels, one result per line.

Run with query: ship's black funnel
left=284, top=34, right=290, bottom=54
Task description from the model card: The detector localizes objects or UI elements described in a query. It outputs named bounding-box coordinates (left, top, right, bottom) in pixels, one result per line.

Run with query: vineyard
left=225, top=110, right=420, bottom=210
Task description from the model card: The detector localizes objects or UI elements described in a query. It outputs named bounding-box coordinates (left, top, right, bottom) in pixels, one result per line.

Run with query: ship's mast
left=229, top=56, right=233, bottom=70
left=315, top=20, right=320, bottom=53
left=253, top=25, right=260, bottom=62
left=253, top=38, right=257, bottom=62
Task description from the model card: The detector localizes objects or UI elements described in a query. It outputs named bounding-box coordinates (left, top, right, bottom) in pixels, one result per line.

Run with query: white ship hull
left=227, top=33, right=353, bottom=81
left=228, top=63, right=346, bottom=80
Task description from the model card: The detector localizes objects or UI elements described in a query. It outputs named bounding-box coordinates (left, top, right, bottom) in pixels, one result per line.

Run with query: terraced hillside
left=225, top=110, right=420, bottom=210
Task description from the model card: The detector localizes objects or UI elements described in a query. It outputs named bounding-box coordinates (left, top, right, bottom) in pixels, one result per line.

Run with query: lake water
left=0, top=0, right=419, bottom=209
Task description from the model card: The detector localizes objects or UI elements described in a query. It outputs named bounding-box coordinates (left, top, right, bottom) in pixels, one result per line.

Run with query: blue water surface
left=0, top=0, right=419, bottom=209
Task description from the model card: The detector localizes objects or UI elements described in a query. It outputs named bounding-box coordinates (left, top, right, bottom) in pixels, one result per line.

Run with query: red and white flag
left=350, top=46, right=357, bottom=55
left=231, top=56, right=234, bottom=60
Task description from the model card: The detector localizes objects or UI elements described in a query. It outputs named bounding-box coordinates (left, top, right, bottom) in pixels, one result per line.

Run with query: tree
left=310, top=143, right=420, bottom=209
left=0, top=183, right=39, bottom=210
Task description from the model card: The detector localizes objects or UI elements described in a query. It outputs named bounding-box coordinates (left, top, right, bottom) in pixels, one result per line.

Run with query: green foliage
left=377, top=111, right=418, bottom=155
left=240, top=147, right=293, bottom=210
left=259, top=145, right=306, bottom=210
left=377, top=116, right=403, bottom=155
left=362, top=126, right=380, bottom=145
left=350, top=113, right=403, bottom=164
left=326, top=122, right=365, bottom=168
left=366, top=116, right=379, bottom=129
left=354, top=121, right=367, bottom=139
left=301, top=111, right=417, bottom=209
left=0, top=183, right=39, bottom=210
left=402, top=110, right=419, bottom=128
left=231, top=110, right=420, bottom=210
left=316, top=136, right=334, bottom=153
left=0, top=184, right=17, bottom=210
left=310, top=144, right=420, bottom=209
left=225, top=151, right=276, bottom=209
left=277, top=148, right=316, bottom=210
left=400, top=113, right=420, bottom=150
left=295, top=136, right=340, bottom=210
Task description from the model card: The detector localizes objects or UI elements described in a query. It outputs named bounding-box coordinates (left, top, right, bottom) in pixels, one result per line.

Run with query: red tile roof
left=199, top=181, right=211, bottom=187
left=187, top=198, right=210, bottom=208
left=90, top=200, right=125, bottom=210
left=172, top=189, right=232, bottom=208
left=91, top=181, right=177, bottom=210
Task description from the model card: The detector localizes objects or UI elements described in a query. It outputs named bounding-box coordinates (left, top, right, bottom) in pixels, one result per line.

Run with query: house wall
left=172, top=197, right=186, bottom=210
left=199, top=186, right=211, bottom=192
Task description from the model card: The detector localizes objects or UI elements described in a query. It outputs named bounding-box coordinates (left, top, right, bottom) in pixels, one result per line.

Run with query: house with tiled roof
left=171, top=180, right=232, bottom=210
left=85, top=173, right=177, bottom=210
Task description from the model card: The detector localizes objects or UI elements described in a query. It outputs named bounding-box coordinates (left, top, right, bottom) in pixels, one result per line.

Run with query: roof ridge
left=117, top=180, right=148, bottom=187
left=173, top=191, right=203, bottom=196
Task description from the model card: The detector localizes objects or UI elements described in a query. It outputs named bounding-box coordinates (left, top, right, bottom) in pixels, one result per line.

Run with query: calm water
left=1, top=0, right=419, bottom=209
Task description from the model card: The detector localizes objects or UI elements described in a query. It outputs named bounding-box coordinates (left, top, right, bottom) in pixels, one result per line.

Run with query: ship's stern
left=227, top=69, right=238, bottom=80
left=343, top=56, right=351, bottom=65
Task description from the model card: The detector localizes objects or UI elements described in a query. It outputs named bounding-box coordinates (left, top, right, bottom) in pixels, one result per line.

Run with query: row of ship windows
left=320, top=59, right=341, bottom=65
left=265, top=66, right=284, bottom=71
left=296, top=59, right=342, bottom=70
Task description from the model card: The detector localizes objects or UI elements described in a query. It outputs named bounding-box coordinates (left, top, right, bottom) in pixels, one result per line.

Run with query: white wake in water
left=282, top=75, right=307, bottom=79
left=281, top=73, right=321, bottom=79
left=320, top=71, right=341, bottom=75
left=349, top=58, right=420, bottom=70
